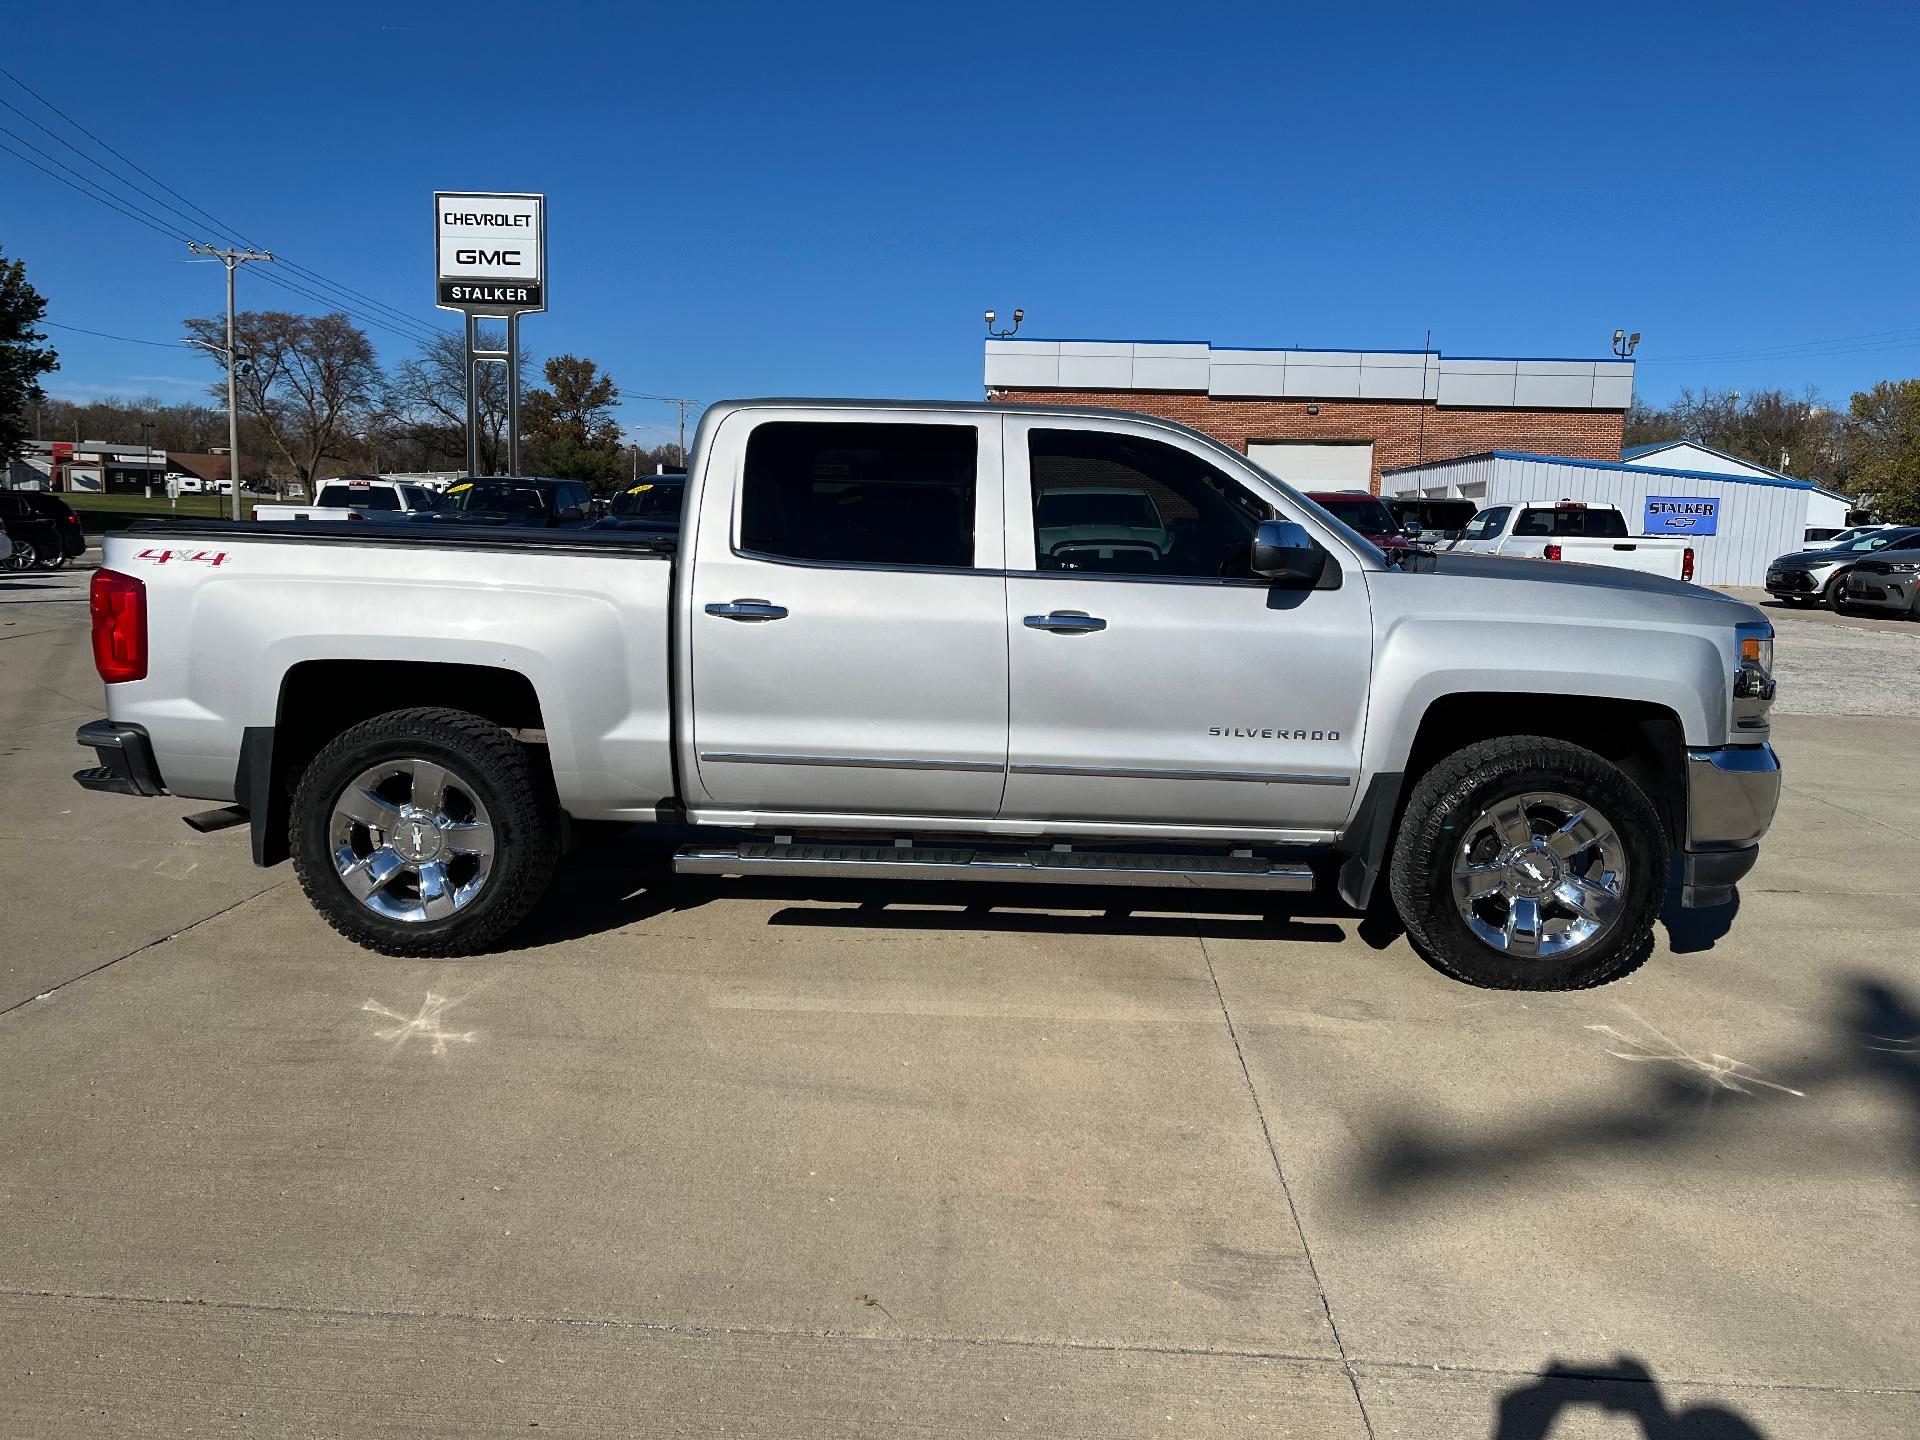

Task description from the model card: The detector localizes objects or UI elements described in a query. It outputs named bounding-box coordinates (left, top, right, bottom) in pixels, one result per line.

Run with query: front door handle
left=706, top=599, right=789, bottom=622
left=1024, top=611, right=1107, bottom=634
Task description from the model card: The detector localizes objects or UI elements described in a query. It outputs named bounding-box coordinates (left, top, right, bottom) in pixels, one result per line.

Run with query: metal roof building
left=1382, top=450, right=1851, bottom=586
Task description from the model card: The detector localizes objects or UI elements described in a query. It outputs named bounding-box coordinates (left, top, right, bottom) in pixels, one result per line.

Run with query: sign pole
left=506, top=314, right=522, bottom=476
left=464, top=311, right=481, bottom=478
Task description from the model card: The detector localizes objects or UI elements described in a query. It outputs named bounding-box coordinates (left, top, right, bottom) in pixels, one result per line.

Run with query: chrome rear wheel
left=328, top=757, right=497, bottom=923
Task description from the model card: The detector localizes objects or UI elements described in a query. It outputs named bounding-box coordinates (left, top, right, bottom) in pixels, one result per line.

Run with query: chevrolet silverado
left=74, top=400, right=1780, bottom=990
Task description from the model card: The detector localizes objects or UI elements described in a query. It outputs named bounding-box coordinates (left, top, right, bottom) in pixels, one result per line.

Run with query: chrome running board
left=672, top=842, right=1315, bottom=892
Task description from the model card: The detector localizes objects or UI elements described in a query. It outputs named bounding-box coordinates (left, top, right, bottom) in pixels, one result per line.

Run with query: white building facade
left=1383, top=450, right=1852, bottom=586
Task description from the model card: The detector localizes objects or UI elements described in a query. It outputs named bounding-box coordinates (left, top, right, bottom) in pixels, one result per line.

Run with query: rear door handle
left=705, top=599, right=789, bottom=622
left=1024, top=611, right=1107, bottom=634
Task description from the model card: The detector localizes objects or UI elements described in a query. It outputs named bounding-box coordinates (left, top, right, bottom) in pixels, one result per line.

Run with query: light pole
left=139, top=421, right=156, bottom=500
left=187, top=243, right=273, bottom=519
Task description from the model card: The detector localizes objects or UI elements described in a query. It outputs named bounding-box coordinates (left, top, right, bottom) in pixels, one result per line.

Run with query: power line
left=42, top=319, right=186, bottom=349
left=0, top=62, right=453, bottom=344
left=0, top=134, right=202, bottom=246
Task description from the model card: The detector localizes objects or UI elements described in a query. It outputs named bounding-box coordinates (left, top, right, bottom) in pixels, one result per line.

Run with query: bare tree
left=184, top=310, right=381, bottom=492
left=386, top=328, right=532, bottom=475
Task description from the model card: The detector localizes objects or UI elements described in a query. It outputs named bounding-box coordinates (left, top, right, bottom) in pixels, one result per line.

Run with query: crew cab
left=252, top=476, right=441, bottom=523
left=1450, top=500, right=1696, bottom=581
left=72, top=401, right=1780, bottom=991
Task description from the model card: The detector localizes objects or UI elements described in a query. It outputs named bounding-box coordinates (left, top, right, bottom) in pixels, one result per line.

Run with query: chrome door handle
left=705, top=599, right=789, bottom=622
left=1024, top=611, right=1107, bottom=634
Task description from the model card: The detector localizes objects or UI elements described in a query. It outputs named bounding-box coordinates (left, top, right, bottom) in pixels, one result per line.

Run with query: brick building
left=984, top=339, right=1632, bottom=492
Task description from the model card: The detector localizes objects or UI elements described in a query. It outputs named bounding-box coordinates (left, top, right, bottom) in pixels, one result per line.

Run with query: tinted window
left=741, top=422, right=976, bottom=568
left=317, top=484, right=399, bottom=510
left=1889, top=531, right=1920, bottom=550
left=1316, top=497, right=1397, bottom=534
left=1029, top=429, right=1274, bottom=579
left=401, top=486, right=435, bottom=510
left=0, top=494, right=21, bottom=517
left=442, top=481, right=552, bottom=517
left=611, top=478, right=686, bottom=518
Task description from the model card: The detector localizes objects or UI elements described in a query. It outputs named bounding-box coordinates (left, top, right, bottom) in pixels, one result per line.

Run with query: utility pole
left=139, top=421, right=156, bottom=500
left=658, top=397, right=696, bottom=465
left=187, top=244, right=273, bottom=519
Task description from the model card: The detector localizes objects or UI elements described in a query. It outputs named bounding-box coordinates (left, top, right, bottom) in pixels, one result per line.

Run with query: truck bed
left=99, top=519, right=679, bottom=822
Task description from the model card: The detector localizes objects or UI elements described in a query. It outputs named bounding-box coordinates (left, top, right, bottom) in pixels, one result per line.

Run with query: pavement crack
left=0, top=881, right=288, bottom=1019
left=1198, top=931, right=1378, bottom=1439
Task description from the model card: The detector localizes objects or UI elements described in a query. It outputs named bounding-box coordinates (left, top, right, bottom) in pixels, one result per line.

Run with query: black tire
left=1388, top=735, right=1665, bottom=990
left=290, top=706, right=560, bottom=956
left=1825, top=574, right=1853, bottom=612
left=39, top=545, right=69, bottom=571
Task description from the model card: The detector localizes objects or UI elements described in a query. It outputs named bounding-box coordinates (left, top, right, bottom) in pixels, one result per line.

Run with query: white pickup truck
left=252, top=476, right=440, bottom=523
left=1449, top=500, right=1696, bottom=581
left=73, top=400, right=1781, bottom=991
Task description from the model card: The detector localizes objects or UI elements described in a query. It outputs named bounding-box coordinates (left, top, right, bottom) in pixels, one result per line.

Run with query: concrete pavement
left=2, top=564, right=1915, bottom=1437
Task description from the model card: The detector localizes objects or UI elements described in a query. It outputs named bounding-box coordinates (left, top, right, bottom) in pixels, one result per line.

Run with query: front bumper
left=1680, top=743, right=1781, bottom=907
left=1764, top=567, right=1822, bottom=596
left=1844, top=572, right=1919, bottom=613
left=74, top=719, right=167, bottom=797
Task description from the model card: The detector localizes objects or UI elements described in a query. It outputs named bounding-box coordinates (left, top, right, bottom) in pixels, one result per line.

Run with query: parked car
left=1449, top=500, right=1696, bottom=580
left=0, top=516, right=12, bottom=566
left=253, top=477, right=441, bottom=523
left=1764, top=526, right=1920, bottom=610
left=0, top=489, right=87, bottom=569
left=73, top=399, right=1780, bottom=993
left=1306, top=490, right=1414, bottom=552
left=1843, top=552, right=1920, bottom=617
left=415, top=476, right=597, bottom=528
left=597, top=474, right=688, bottom=533
left=1388, top=498, right=1479, bottom=545
left=1806, top=523, right=1889, bottom=545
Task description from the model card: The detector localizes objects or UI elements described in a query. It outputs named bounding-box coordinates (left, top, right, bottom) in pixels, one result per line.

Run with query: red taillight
left=89, top=569, right=148, bottom=683
left=1544, top=543, right=1563, bottom=561
left=1682, top=546, right=1696, bottom=582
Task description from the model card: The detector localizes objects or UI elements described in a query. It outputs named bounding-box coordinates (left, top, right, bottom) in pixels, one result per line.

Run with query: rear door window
left=740, top=421, right=978, bottom=569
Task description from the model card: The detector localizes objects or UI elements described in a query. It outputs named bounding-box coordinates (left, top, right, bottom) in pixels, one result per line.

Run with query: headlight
left=1886, top=560, right=1920, bottom=574
left=1736, top=620, right=1773, bottom=675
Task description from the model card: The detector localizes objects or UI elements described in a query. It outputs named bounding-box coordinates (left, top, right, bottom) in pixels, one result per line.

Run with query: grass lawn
left=65, top=491, right=247, bottom=535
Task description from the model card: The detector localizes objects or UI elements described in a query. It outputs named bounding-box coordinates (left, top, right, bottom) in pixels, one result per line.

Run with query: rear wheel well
left=1404, top=693, right=1686, bottom=846
left=250, top=661, right=547, bottom=866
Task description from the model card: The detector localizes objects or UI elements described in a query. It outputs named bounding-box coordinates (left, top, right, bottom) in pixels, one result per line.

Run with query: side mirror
left=1250, top=519, right=1325, bottom=586
left=1403, top=519, right=1424, bottom=537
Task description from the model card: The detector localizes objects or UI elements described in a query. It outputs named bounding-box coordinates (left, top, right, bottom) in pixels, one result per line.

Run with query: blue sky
left=5, top=0, right=1917, bottom=444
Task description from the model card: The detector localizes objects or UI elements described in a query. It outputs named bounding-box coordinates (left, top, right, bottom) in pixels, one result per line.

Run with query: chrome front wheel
left=1450, top=791, right=1628, bottom=958
left=328, top=757, right=497, bottom=923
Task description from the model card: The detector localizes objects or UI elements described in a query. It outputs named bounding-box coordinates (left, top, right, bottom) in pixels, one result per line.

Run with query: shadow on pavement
left=1361, top=975, right=1920, bottom=1198
left=508, top=824, right=1353, bottom=947
left=1494, top=1357, right=1767, bottom=1438
left=1658, top=855, right=1740, bottom=954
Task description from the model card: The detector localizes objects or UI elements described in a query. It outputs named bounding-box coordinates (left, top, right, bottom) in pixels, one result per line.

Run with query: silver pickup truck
left=74, top=400, right=1781, bottom=991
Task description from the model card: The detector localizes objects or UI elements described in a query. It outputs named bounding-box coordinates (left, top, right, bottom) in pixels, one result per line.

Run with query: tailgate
left=1560, top=538, right=1687, bottom=578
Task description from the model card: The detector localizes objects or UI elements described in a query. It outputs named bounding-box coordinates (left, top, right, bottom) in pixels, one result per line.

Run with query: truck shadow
left=1357, top=973, right=1920, bottom=1198
left=1492, top=1357, right=1768, bottom=1438
left=510, top=824, right=1351, bottom=947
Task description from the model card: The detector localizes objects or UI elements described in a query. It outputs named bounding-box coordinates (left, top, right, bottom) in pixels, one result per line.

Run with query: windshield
left=609, top=479, right=686, bottom=519
left=440, top=481, right=551, bottom=517
left=1316, top=498, right=1397, bottom=534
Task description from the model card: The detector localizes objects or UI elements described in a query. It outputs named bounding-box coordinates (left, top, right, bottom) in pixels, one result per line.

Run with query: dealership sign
left=435, top=192, right=545, bottom=313
left=1643, top=495, right=1719, bottom=535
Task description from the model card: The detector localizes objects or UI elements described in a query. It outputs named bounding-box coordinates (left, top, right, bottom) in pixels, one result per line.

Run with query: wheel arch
left=1337, top=692, right=1687, bottom=910
left=241, top=660, right=549, bottom=867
